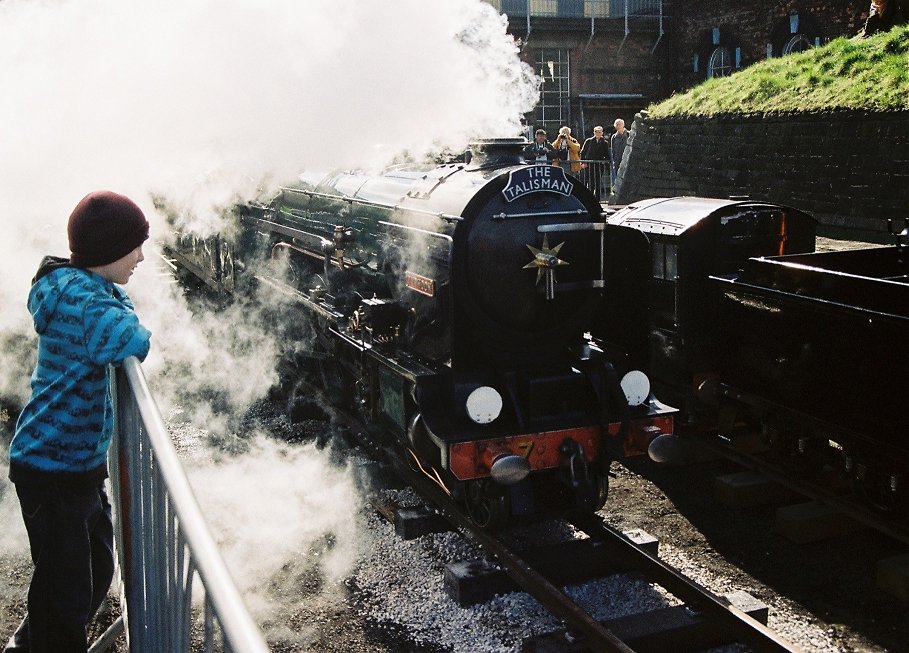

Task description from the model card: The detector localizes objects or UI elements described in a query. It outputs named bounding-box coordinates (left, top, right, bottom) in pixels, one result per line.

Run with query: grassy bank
left=649, top=24, right=909, bottom=118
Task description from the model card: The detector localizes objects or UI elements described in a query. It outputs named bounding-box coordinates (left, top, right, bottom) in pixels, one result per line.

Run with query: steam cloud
left=185, top=435, right=362, bottom=637
left=0, top=0, right=538, bottom=409
left=0, top=0, right=538, bottom=629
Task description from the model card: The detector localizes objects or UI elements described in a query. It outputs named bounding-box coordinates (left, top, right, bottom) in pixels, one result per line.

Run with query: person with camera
left=551, top=126, right=581, bottom=174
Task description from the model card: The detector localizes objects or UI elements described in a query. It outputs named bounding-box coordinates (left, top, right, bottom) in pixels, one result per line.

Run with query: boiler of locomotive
left=449, top=161, right=604, bottom=370
left=262, top=139, right=606, bottom=370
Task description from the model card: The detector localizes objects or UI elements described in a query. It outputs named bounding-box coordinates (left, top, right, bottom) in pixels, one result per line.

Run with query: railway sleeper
left=521, top=589, right=768, bottom=653
left=444, top=531, right=659, bottom=607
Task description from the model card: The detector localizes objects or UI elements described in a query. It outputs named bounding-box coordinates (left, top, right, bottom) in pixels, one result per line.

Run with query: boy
left=5, top=191, right=152, bottom=653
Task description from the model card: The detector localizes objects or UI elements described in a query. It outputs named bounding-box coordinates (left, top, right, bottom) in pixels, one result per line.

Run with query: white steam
left=0, top=0, right=538, bottom=406
left=186, top=435, right=361, bottom=629
left=0, top=0, right=537, bottom=617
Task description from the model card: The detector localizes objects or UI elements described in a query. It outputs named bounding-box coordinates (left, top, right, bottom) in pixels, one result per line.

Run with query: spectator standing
left=551, top=126, right=582, bottom=174
left=580, top=125, right=610, bottom=201
left=523, top=129, right=556, bottom=164
left=610, top=119, right=629, bottom=190
left=5, top=191, right=152, bottom=653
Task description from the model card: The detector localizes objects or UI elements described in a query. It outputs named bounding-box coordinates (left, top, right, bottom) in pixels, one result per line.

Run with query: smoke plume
left=0, top=0, right=538, bottom=626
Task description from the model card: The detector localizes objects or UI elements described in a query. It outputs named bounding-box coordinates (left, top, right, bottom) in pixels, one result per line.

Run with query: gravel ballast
left=1, top=410, right=905, bottom=652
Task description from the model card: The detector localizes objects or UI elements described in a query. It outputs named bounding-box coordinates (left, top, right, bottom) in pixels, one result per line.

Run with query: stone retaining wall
left=613, top=109, right=909, bottom=241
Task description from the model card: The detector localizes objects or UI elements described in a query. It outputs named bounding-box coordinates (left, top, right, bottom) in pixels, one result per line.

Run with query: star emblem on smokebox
left=523, top=233, right=569, bottom=284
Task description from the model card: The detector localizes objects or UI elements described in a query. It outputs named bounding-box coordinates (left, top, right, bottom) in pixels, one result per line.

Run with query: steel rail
left=689, top=429, right=909, bottom=545
left=382, top=451, right=634, bottom=653
left=312, top=380, right=804, bottom=653
left=569, top=513, right=805, bottom=653
left=322, top=395, right=632, bottom=653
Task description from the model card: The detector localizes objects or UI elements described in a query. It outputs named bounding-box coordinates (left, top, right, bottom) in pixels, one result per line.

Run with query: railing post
left=109, top=358, right=271, bottom=653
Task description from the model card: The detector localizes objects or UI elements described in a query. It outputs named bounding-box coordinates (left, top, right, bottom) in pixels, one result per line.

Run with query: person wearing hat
left=523, top=128, right=556, bottom=164
left=5, top=191, right=152, bottom=653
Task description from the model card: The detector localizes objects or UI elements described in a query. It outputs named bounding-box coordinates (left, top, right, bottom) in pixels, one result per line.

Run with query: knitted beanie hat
left=68, top=191, right=150, bottom=267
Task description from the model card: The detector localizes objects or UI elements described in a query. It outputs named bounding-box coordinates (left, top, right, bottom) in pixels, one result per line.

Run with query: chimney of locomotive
left=468, top=138, right=525, bottom=167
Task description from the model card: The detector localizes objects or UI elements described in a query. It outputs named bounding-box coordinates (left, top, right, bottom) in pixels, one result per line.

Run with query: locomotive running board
left=254, top=273, right=439, bottom=384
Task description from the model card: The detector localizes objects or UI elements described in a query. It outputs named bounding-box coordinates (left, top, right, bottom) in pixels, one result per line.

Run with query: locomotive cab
left=602, top=196, right=816, bottom=426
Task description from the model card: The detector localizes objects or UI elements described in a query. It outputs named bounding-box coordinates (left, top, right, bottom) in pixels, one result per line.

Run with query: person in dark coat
left=610, top=119, right=629, bottom=190
left=580, top=125, right=610, bottom=201
left=523, top=129, right=556, bottom=164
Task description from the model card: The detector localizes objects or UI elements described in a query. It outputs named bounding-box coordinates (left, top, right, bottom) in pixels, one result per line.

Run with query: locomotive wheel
left=592, top=473, right=609, bottom=511
left=464, top=479, right=509, bottom=530
left=772, top=431, right=827, bottom=478
left=574, top=473, right=609, bottom=513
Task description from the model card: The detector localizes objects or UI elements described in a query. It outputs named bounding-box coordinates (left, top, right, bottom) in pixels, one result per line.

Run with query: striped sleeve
left=82, top=294, right=151, bottom=365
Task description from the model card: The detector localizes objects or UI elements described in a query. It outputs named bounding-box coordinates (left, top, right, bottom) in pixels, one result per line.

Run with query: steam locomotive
left=165, top=139, right=676, bottom=528
left=166, top=136, right=908, bottom=521
left=601, top=197, right=909, bottom=513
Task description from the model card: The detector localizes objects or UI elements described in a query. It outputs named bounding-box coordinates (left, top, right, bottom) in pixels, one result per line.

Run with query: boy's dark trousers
left=4, top=480, right=114, bottom=653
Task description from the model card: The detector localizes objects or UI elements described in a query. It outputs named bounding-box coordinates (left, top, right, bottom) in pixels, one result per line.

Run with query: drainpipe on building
left=617, top=0, right=630, bottom=54
left=524, top=0, right=532, bottom=48
left=585, top=13, right=596, bottom=51
left=651, top=1, right=664, bottom=54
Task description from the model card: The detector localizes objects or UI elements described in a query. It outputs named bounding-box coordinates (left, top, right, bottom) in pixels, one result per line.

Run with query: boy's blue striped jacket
left=9, top=256, right=151, bottom=484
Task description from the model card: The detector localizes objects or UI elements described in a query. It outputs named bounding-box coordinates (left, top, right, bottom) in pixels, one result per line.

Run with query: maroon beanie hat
left=67, top=190, right=150, bottom=267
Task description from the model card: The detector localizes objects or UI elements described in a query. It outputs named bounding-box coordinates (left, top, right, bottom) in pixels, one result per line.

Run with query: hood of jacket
left=27, top=256, right=87, bottom=335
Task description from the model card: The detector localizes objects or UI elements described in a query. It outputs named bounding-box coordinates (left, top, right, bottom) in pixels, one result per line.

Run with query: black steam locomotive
left=602, top=197, right=909, bottom=512
left=601, top=197, right=817, bottom=424
left=166, top=135, right=908, bottom=520
left=165, top=139, right=676, bottom=528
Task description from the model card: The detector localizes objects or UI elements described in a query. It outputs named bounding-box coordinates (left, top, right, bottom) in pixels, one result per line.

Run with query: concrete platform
left=773, top=500, right=863, bottom=543
left=714, top=470, right=799, bottom=509
left=876, top=553, right=909, bottom=602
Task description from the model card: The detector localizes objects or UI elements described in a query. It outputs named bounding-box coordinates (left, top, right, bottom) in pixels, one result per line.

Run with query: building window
left=707, top=46, right=732, bottom=79
left=531, top=0, right=556, bottom=15
left=586, top=0, right=610, bottom=17
left=535, top=48, right=570, bottom=127
left=783, top=34, right=813, bottom=55
left=489, top=0, right=654, bottom=19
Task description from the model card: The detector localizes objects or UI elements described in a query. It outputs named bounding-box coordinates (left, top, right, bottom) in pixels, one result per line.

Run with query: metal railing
left=107, top=357, right=270, bottom=653
left=551, top=158, right=613, bottom=200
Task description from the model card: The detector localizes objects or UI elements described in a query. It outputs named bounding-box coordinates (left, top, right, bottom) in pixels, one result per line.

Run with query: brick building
left=485, top=1, right=873, bottom=137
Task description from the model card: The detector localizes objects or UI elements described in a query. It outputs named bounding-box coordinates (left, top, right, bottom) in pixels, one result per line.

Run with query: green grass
left=648, top=24, right=909, bottom=117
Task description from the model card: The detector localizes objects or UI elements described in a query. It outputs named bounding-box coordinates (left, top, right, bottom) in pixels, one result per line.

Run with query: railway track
left=687, top=429, right=909, bottom=546
left=325, top=398, right=805, bottom=653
